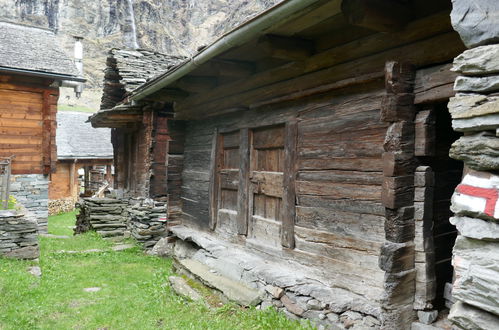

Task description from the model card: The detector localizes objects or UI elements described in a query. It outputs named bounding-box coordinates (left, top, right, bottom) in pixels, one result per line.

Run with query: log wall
left=181, top=83, right=388, bottom=301
left=0, top=74, right=58, bottom=175
left=49, top=162, right=74, bottom=200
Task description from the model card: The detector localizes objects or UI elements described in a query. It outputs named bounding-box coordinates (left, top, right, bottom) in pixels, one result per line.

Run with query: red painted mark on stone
left=456, top=184, right=499, bottom=217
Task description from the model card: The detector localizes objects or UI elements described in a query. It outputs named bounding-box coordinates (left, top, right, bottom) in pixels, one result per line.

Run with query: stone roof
left=100, top=48, right=185, bottom=109
left=56, top=111, right=113, bottom=160
left=0, top=21, right=80, bottom=78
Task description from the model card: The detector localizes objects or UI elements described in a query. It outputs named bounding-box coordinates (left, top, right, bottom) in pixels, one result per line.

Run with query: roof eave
left=129, top=0, right=325, bottom=102
left=0, top=66, right=86, bottom=82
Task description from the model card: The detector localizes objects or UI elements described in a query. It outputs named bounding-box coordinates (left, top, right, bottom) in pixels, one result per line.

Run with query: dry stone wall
left=10, top=174, right=49, bottom=233
left=75, top=198, right=129, bottom=238
left=75, top=197, right=167, bottom=248
left=0, top=210, right=39, bottom=259
left=447, top=1, right=499, bottom=327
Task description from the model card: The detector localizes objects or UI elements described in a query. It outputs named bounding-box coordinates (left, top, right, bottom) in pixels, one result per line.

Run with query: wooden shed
left=48, top=111, right=113, bottom=214
left=0, top=21, right=83, bottom=231
left=91, top=0, right=468, bottom=327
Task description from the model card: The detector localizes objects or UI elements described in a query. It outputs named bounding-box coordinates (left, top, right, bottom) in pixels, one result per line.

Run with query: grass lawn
left=0, top=211, right=309, bottom=329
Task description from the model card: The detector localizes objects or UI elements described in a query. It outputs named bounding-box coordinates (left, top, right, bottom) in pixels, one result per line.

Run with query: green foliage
left=0, top=195, right=17, bottom=210
left=0, top=212, right=309, bottom=329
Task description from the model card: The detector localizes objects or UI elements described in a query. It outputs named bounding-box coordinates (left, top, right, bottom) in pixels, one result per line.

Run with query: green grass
left=58, top=104, right=96, bottom=113
left=0, top=212, right=309, bottom=329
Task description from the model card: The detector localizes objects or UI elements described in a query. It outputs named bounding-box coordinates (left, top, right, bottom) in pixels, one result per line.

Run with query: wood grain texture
left=282, top=120, right=297, bottom=248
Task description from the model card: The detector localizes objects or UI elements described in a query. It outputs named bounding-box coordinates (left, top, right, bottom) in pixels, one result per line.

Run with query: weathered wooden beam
left=145, top=88, right=189, bottom=103
left=282, top=120, right=298, bottom=249
left=341, top=0, right=413, bottom=32
left=237, top=128, right=250, bottom=235
left=259, top=35, right=315, bottom=61
left=175, top=76, right=218, bottom=93
left=201, top=59, right=255, bottom=78
left=176, top=11, right=453, bottom=114
left=41, top=90, right=51, bottom=175
left=415, top=109, right=436, bottom=156
left=208, top=129, right=222, bottom=230
left=381, top=61, right=416, bottom=122
left=176, top=31, right=463, bottom=119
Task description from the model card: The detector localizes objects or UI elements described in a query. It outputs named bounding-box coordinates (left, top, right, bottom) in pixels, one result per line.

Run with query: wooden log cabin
left=91, top=0, right=468, bottom=327
left=0, top=21, right=83, bottom=232
left=48, top=111, right=113, bottom=214
left=91, top=48, right=184, bottom=206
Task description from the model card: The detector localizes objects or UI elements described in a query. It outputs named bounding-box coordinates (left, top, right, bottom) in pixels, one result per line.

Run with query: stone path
left=53, top=244, right=135, bottom=255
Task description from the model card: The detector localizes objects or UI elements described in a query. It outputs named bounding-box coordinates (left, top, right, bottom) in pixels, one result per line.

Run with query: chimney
left=61, top=36, right=84, bottom=98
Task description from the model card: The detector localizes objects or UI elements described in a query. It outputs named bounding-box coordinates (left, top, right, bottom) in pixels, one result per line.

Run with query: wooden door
left=248, top=125, right=285, bottom=248
left=216, top=130, right=240, bottom=235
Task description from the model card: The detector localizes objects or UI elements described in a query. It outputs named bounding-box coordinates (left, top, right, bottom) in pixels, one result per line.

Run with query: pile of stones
left=0, top=210, right=39, bottom=259
left=129, top=199, right=168, bottom=249
left=75, top=198, right=129, bottom=238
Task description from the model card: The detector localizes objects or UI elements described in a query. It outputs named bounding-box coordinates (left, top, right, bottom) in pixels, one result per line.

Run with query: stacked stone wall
left=10, top=174, right=49, bottom=233
left=0, top=210, right=39, bottom=259
left=129, top=199, right=167, bottom=248
left=447, top=2, right=499, bottom=327
left=75, top=197, right=168, bottom=248
left=75, top=198, right=129, bottom=238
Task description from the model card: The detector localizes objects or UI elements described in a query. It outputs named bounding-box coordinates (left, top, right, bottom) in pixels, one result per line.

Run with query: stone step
left=175, top=258, right=262, bottom=307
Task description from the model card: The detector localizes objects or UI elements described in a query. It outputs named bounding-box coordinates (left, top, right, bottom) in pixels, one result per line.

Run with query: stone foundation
left=48, top=197, right=76, bottom=215
left=166, top=226, right=382, bottom=330
left=129, top=199, right=167, bottom=248
left=9, top=174, right=49, bottom=233
left=0, top=210, right=39, bottom=259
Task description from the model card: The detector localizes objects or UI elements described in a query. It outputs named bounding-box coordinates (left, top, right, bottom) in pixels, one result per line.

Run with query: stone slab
left=178, top=258, right=262, bottom=306
left=449, top=301, right=499, bottom=330
left=452, top=236, right=499, bottom=316
left=450, top=133, right=499, bottom=171
left=451, top=0, right=499, bottom=47
left=454, top=75, right=499, bottom=93
left=168, top=276, right=204, bottom=302
left=450, top=216, right=499, bottom=241
left=448, top=94, right=499, bottom=120
left=452, top=44, right=499, bottom=75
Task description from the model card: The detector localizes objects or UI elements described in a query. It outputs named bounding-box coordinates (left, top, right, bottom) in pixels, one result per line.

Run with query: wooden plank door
left=248, top=125, right=285, bottom=248
left=215, top=130, right=240, bottom=235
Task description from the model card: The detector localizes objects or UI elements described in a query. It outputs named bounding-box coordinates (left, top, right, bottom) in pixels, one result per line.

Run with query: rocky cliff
left=0, top=0, right=281, bottom=110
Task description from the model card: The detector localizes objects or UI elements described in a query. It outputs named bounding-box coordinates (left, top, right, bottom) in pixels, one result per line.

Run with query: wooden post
left=105, top=164, right=112, bottom=185
left=41, top=91, right=52, bottom=175
left=237, top=128, right=250, bottom=235
left=281, top=120, right=298, bottom=248
left=84, top=165, right=90, bottom=194
left=208, top=129, right=222, bottom=230
left=69, top=161, right=76, bottom=199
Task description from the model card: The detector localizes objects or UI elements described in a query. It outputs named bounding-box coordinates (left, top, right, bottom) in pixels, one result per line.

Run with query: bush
left=0, top=195, right=17, bottom=210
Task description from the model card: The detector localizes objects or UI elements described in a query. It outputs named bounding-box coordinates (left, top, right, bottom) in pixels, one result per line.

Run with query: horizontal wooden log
left=295, top=206, right=385, bottom=241
left=341, top=0, right=412, bottom=32
left=297, top=170, right=382, bottom=185
left=382, top=176, right=414, bottom=209
left=176, top=32, right=464, bottom=119
left=297, top=195, right=385, bottom=215
left=299, top=157, right=383, bottom=172
left=382, top=152, right=416, bottom=177
left=414, top=63, right=457, bottom=104
left=297, top=181, right=381, bottom=201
